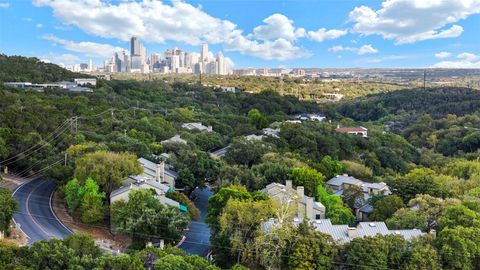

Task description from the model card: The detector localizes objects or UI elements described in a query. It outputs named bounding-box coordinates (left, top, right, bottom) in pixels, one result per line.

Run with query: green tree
left=0, top=189, right=18, bottom=236
left=288, top=222, right=337, bottom=270
left=74, top=151, right=142, bottom=196
left=225, top=138, right=273, bottom=167
left=248, top=109, right=268, bottom=129
left=370, top=195, right=405, bottom=221
left=316, top=155, right=345, bottom=179
left=289, top=167, right=325, bottom=197
left=79, top=178, right=105, bottom=224
left=343, top=185, right=365, bottom=209
left=111, top=189, right=189, bottom=247
left=65, top=178, right=82, bottom=212
left=436, top=226, right=480, bottom=270
left=345, top=236, right=388, bottom=270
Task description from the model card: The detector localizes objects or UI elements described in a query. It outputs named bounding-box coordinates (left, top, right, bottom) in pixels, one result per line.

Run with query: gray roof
left=326, top=175, right=364, bottom=187
left=110, top=180, right=171, bottom=198
left=286, top=218, right=425, bottom=244
left=138, top=157, right=178, bottom=178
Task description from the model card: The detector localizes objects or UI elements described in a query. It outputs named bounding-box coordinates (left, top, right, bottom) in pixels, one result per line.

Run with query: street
left=12, top=178, right=73, bottom=244
left=179, top=187, right=213, bottom=257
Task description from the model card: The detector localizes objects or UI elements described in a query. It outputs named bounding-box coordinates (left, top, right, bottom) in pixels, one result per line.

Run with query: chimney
left=156, top=162, right=165, bottom=182
left=306, top=197, right=314, bottom=220
left=429, top=229, right=436, bottom=239
left=347, top=227, right=356, bottom=238
left=286, top=180, right=293, bottom=190
left=297, top=186, right=304, bottom=199
left=337, top=124, right=340, bottom=129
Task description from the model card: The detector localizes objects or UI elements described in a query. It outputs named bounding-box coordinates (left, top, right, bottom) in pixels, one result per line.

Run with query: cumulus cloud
left=328, top=44, right=378, bottom=55
left=43, top=35, right=126, bottom=58
left=431, top=60, right=480, bottom=68
left=34, top=0, right=319, bottom=61
left=457, top=52, right=480, bottom=61
left=435, top=51, right=452, bottom=59
left=307, top=28, right=347, bottom=42
left=348, top=0, right=480, bottom=44
left=252, top=13, right=305, bottom=41
left=0, top=2, right=10, bottom=8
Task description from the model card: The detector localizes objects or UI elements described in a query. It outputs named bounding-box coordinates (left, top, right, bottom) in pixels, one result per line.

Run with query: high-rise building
left=201, top=43, right=208, bottom=63
left=88, top=59, right=93, bottom=72
left=131, top=36, right=140, bottom=56
left=216, top=52, right=225, bottom=75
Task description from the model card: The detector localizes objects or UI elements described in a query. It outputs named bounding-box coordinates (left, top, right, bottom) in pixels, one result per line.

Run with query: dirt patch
left=52, top=191, right=131, bottom=252
left=6, top=227, right=28, bottom=246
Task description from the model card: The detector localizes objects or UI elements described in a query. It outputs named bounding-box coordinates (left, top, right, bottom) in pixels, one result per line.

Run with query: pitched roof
left=326, top=175, right=364, bottom=186
left=335, top=127, right=368, bottom=132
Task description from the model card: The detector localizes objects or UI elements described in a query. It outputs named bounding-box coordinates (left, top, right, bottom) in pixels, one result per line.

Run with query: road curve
left=13, top=178, right=73, bottom=244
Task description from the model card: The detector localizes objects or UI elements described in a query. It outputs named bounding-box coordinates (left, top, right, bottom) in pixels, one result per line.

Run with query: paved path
left=12, top=178, right=73, bottom=244
left=179, top=187, right=213, bottom=257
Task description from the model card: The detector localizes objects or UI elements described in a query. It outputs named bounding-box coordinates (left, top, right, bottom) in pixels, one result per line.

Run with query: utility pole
left=64, top=153, right=68, bottom=166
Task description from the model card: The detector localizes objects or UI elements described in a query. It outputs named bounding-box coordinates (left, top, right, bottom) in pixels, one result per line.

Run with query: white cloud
left=348, top=0, right=480, bottom=44
left=36, top=23, right=43, bottom=28
left=34, top=0, right=317, bottom=61
left=43, top=35, right=126, bottom=58
left=40, top=53, right=80, bottom=66
left=457, top=52, right=480, bottom=61
left=307, top=28, right=347, bottom=42
left=435, top=51, right=452, bottom=58
left=328, top=44, right=378, bottom=55
left=252, top=13, right=305, bottom=41
left=0, top=2, right=10, bottom=8
left=431, top=60, right=480, bottom=68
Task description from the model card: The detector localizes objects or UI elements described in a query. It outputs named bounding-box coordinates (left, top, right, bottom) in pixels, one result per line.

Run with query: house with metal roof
left=161, top=135, right=187, bottom=145
left=123, top=157, right=178, bottom=189
left=263, top=217, right=425, bottom=244
left=261, top=180, right=326, bottom=220
left=181, top=122, right=213, bottom=132
left=326, top=174, right=391, bottom=221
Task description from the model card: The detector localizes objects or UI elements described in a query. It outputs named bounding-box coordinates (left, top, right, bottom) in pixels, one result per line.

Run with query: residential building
left=161, top=135, right=187, bottom=145
left=326, top=174, right=391, bottom=220
left=124, top=157, right=177, bottom=188
left=74, top=78, right=97, bottom=86
left=335, top=126, right=368, bottom=137
left=262, top=128, right=280, bottom=138
left=181, top=122, right=213, bottom=132
left=262, top=218, right=424, bottom=244
left=296, top=113, right=326, bottom=122
left=261, top=180, right=326, bottom=220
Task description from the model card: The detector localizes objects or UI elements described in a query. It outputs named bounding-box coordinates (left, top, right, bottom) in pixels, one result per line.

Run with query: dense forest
left=1, top=56, right=479, bottom=270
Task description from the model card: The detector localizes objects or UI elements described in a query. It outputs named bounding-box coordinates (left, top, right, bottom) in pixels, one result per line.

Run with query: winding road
left=12, top=178, right=73, bottom=244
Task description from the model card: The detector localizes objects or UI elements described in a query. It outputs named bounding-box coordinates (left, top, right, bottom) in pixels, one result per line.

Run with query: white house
left=74, top=78, right=97, bottom=86
left=262, top=128, right=280, bottom=138
left=335, top=126, right=368, bottom=138
left=296, top=113, right=326, bottom=122
left=261, top=180, right=326, bottom=220
left=182, top=122, right=213, bottom=132
left=123, top=158, right=177, bottom=189
left=161, top=135, right=187, bottom=145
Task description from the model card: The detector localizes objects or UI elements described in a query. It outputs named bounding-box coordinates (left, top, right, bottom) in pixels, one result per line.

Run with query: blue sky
left=0, top=0, right=479, bottom=68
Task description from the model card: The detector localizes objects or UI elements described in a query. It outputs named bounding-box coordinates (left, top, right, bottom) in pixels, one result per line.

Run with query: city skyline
left=0, top=0, right=479, bottom=68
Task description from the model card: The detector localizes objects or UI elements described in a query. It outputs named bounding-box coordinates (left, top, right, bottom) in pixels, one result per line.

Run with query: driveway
left=179, top=187, right=213, bottom=257
left=12, top=178, right=73, bottom=244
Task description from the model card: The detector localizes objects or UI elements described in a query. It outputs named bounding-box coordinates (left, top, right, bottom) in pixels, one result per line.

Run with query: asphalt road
left=13, top=178, right=73, bottom=244
left=179, top=187, right=213, bottom=257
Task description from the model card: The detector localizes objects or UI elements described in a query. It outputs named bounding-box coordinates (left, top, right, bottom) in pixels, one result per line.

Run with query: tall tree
left=289, top=167, right=325, bottom=197
left=74, top=151, right=142, bottom=196
left=0, top=189, right=18, bottom=236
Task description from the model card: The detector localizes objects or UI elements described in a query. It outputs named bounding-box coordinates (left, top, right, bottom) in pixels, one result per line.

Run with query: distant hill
left=0, top=54, right=91, bottom=83
left=335, top=87, right=480, bottom=121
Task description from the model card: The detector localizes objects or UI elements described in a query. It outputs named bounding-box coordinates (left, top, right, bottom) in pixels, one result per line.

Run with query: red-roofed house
left=335, top=126, right=368, bottom=138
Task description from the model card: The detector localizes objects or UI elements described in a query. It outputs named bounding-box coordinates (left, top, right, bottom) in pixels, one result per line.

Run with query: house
left=261, top=180, right=326, bottom=220
left=326, top=174, right=391, bottom=221
left=209, top=144, right=231, bottom=158
left=263, top=218, right=425, bottom=244
left=246, top=134, right=264, bottom=141
left=124, top=158, right=177, bottom=188
left=110, top=179, right=186, bottom=212
left=161, top=135, right=187, bottom=145
left=74, top=78, right=97, bottom=86
left=262, top=128, right=280, bottom=138
left=181, top=122, right=213, bottom=132
left=335, top=126, right=368, bottom=137
left=296, top=113, right=326, bottom=122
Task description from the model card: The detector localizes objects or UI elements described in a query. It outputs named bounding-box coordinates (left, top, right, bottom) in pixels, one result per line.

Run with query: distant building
left=326, top=174, right=391, bottom=220
left=161, top=135, right=187, bottom=145
left=245, top=134, right=264, bottom=141
left=261, top=180, right=326, bottom=220
left=182, top=122, right=213, bottom=132
left=296, top=113, right=326, bottom=122
left=124, top=157, right=177, bottom=188
left=74, top=78, right=97, bottom=86
left=262, top=128, right=280, bottom=138
left=335, top=126, right=368, bottom=138
left=262, top=218, right=425, bottom=244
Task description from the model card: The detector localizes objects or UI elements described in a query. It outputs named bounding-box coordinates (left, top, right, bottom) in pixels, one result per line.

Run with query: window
left=316, top=214, right=321, bottom=220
